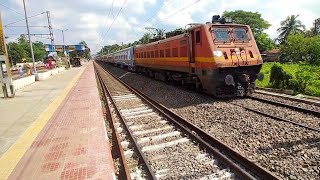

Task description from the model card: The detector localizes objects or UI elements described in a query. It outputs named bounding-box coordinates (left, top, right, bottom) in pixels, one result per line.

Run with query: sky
left=1, top=0, right=320, bottom=54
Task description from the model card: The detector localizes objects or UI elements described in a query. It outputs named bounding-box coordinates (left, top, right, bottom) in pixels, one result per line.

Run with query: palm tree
left=277, top=15, right=305, bottom=44
left=155, top=29, right=165, bottom=39
left=139, top=33, right=152, bottom=44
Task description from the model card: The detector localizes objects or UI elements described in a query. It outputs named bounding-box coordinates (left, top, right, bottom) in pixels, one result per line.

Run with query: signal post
left=0, top=11, right=14, bottom=98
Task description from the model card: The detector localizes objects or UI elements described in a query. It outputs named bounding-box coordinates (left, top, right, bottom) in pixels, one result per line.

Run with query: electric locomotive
left=99, top=15, right=264, bottom=97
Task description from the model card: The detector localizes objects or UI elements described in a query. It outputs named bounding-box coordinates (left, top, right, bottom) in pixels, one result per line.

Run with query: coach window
left=151, top=51, right=155, bottom=58
left=172, top=48, right=178, bottom=57
left=160, top=50, right=164, bottom=57
left=180, top=46, right=187, bottom=57
left=147, top=52, right=150, bottom=58
left=155, top=50, right=159, bottom=58
left=144, top=52, right=146, bottom=58
left=165, top=49, right=171, bottom=57
left=195, top=30, right=201, bottom=44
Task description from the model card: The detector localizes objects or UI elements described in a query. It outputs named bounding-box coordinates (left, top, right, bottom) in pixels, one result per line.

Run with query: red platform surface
left=9, top=62, right=115, bottom=180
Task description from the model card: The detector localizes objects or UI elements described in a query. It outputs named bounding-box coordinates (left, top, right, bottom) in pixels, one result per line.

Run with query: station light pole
left=22, top=0, right=36, bottom=73
left=61, top=29, right=68, bottom=56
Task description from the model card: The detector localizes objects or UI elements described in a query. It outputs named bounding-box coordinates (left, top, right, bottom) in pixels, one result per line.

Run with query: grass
left=256, top=62, right=320, bottom=97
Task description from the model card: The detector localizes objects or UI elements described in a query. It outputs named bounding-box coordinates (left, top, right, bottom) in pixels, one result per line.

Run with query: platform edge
left=0, top=67, right=86, bottom=180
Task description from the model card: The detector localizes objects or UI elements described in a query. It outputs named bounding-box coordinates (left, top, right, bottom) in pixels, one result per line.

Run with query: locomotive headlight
left=225, top=74, right=235, bottom=86
left=213, top=51, right=223, bottom=57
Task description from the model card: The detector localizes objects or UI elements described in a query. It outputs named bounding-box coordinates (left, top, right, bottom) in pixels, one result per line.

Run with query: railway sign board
left=0, top=55, right=5, bottom=62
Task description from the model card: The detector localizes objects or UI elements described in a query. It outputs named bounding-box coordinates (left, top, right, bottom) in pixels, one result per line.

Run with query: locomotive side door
left=188, top=30, right=196, bottom=74
left=189, top=28, right=201, bottom=74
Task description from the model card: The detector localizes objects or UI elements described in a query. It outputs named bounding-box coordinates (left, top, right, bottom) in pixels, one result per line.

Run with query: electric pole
left=47, top=11, right=54, bottom=49
left=23, top=0, right=36, bottom=73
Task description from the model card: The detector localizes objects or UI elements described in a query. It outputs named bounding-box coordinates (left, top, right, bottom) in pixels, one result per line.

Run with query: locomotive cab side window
left=195, top=30, right=201, bottom=44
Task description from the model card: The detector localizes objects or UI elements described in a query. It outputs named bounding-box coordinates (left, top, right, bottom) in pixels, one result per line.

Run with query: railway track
left=94, top=62, right=279, bottom=180
left=247, top=95, right=320, bottom=118
left=229, top=97, right=320, bottom=133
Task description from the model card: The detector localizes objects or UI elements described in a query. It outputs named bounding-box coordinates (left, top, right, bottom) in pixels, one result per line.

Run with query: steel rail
left=94, top=68, right=132, bottom=180
left=96, top=62, right=280, bottom=180
left=95, top=63, right=157, bottom=179
left=248, top=95, right=320, bottom=118
left=254, top=90, right=320, bottom=107
left=230, top=103, right=320, bottom=133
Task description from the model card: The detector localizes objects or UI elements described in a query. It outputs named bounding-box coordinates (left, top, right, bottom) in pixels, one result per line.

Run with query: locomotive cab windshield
left=234, top=28, right=249, bottom=42
left=212, top=28, right=230, bottom=43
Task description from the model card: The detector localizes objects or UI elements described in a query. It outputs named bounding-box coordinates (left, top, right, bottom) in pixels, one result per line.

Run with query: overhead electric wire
left=96, top=0, right=200, bottom=54
left=96, top=0, right=128, bottom=51
left=102, top=0, right=128, bottom=40
left=140, top=0, right=175, bottom=26
left=5, top=25, right=48, bottom=28
left=0, top=3, right=24, bottom=16
left=4, top=11, right=46, bottom=27
left=100, top=0, right=114, bottom=43
left=152, top=0, right=201, bottom=27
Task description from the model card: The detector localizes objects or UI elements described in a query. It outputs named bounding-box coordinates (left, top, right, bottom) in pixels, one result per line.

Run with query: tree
left=155, top=28, right=165, bottom=39
left=139, top=33, right=152, bottom=44
left=32, top=41, right=46, bottom=61
left=223, top=10, right=270, bottom=36
left=222, top=10, right=272, bottom=51
left=306, top=35, right=320, bottom=64
left=277, top=15, right=305, bottom=44
left=78, top=40, right=91, bottom=59
left=256, top=33, right=275, bottom=52
left=17, top=35, right=31, bottom=60
left=305, top=27, right=316, bottom=37
left=280, top=34, right=307, bottom=62
left=7, top=42, right=27, bottom=64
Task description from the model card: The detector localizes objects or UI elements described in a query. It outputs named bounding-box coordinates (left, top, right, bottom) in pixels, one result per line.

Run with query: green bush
left=269, top=64, right=292, bottom=88
left=258, top=62, right=320, bottom=97
left=305, top=83, right=320, bottom=96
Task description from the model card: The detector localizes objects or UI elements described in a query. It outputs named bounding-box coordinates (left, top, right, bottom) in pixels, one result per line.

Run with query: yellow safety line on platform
left=0, top=65, right=87, bottom=180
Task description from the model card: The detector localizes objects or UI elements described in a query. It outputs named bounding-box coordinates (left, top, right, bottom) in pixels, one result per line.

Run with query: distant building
left=262, top=49, right=280, bottom=62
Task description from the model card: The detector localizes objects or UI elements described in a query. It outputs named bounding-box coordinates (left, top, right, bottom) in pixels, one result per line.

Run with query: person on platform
left=23, top=63, right=31, bottom=75
left=48, top=56, right=54, bottom=69
left=18, top=65, right=24, bottom=77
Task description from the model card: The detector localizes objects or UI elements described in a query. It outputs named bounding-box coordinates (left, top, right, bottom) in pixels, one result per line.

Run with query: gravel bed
left=126, top=115, right=162, bottom=124
left=134, top=128, right=175, bottom=139
left=116, top=99, right=145, bottom=109
left=252, top=93, right=320, bottom=112
left=139, top=135, right=182, bottom=147
left=127, top=117, right=166, bottom=127
left=145, top=143, right=234, bottom=180
left=102, top=63, right=320, bottom=180
left=231, top=98, right=320, bottom=129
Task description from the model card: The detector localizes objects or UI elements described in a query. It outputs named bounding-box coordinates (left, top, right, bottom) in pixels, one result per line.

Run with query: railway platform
left=0, top=62, right=115, bottom=179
